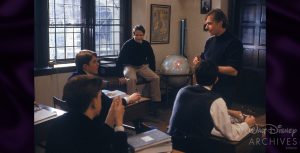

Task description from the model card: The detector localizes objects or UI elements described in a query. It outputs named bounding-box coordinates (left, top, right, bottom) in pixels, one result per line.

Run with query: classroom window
left=37, top=0, right=131, bottom=66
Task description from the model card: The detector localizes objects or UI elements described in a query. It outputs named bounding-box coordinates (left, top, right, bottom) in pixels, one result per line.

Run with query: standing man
left=117, top=25, right=161, bottom=114
left=193, top=9, right=243, bottom=107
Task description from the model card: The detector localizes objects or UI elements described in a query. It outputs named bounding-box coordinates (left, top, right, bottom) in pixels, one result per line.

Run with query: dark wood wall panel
left=243, top=48, right=258, bottom=67
left=242, top=26, right=255, bottom=45
left=260, top=5, right=266, bottom=23
left=242, top=4, right=256, bottom=23
left=258, top=49, right=266, bottom=68
left=259, top=27, right=266, bottom=45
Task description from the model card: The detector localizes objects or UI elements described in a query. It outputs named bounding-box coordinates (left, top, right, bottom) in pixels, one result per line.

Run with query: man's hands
left=228, top=109, right=243, bottom=120
left=127, top=92, right=141, bottom=104
left=105, top=96, right=125, bottom=127
left=228, top=109, right=256, bottom=127
left=245, top=115, right=256, bottom=128
left=192, top=56, right=201, bottom=66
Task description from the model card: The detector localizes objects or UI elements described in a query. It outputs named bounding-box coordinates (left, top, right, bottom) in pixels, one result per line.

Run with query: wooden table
left=34, top=105, right=66, bottom=145
left=35, top=97, right=151, bottom=145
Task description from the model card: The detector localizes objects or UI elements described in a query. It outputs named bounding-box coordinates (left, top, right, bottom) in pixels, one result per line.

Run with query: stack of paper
left=128, top=129, right=172, bottom=153
left=34, top=109, right=57, bottom=123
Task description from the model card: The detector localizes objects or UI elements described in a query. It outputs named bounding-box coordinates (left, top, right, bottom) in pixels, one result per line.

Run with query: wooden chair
left=52, top=96, right=68, bottom=111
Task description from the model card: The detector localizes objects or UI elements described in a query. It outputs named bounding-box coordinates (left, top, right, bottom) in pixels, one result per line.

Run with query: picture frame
left=201, top=0, right=211, bottom=14
left=150, top=4, right=171, bottom=44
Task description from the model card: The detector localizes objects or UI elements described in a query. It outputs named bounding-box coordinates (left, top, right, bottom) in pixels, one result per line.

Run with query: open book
left=34, top=109, right=57, bottom=123
left=102, top=90, right=127, bottom=98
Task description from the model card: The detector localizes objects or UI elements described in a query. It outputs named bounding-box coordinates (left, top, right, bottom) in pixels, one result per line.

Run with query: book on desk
left=128, top=129, right=172, bottom=153
left=34, top=109, right=57, bottom=123
left=102, top=89, right=150, bottom=102
left=102, top=89, right=127, bottom=98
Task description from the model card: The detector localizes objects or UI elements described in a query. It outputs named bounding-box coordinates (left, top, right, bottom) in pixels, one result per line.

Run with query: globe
left=160, top=55, right=191, bottom=88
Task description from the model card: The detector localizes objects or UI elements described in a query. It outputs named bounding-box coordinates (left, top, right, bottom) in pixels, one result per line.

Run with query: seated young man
left=46, top=75, right=128, bottom=153
left=70, top=50, right=141, bottom=123
left=168, top=61, right=256, bottom=153
left=117, top=25, right=161, bottom=116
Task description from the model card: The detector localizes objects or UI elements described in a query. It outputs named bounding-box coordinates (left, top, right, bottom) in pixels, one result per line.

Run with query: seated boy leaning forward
left=69, top=50, right=141, bottom=123
left=46, top=75, right=128, bottom=153
left=168, top=60, right=256, bottom=153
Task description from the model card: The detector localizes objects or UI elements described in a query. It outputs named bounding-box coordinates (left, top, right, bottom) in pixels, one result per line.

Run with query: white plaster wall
left=132, top=0, right=228, bottom=67
left=34, top=72, right=71, bottom=106
left=132, top=0, right=185, bottom=71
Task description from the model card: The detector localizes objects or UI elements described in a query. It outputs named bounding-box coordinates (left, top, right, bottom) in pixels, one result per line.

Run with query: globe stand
left=159, top=72, right=194, bottom=107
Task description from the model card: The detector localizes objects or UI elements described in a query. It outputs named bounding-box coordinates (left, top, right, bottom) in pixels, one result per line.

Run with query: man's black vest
left=168, top=85, right=221, bottom=138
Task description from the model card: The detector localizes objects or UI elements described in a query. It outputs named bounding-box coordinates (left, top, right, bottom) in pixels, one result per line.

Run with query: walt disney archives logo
left=248, top=124, right=299, bottom=150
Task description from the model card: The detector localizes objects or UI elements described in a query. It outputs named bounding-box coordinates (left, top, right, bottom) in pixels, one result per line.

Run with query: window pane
left=66, top=47, right=74, bottom=58
left=49, top=33, right=55, bottom=47
left=74, top=28, right=80, bottom=32
left=56, top=28, right=64, bottom=33
left=49, top=0, right=54, bottom=4
left=66, top=33, right=74, bottom=46
left=55, top=4, right=65, bottom=24
left=65, top=5, right=74, bottom=24
left=66, top=28, right=73, bottom=32
left=95, top=34, right=100, bottom=45
left=49, top=28, right=55, bottom=32
left=97, top=0, right=107, bottom=6
left=65, top=0, right=73, bottom=5
left=49, top=48, right=55, bottom=60
left=106, top=0, right=114, bottom=7
left=73, top=6, right=81, bottom=23
left=95, top=0, right=120, bottom=56
left=113, top=32, right=119, bottom=44
left=56, top=48, right=65, bottom=59
left=74, top=33, right=81, bottom=46
left=74, top=0, right=80, bottom=5
left=55, top=0, right=64, bottom=5
left=113, top=7, right=119, bottom=19
left=56, top=33, right=65, bottom=47
left=74, top=47, right=81, bottom=55
left=48, top=0, right=82, bottom=61
left=49, top=4, right=55, bottom=25
left=48, top=0, right=122, bottom=61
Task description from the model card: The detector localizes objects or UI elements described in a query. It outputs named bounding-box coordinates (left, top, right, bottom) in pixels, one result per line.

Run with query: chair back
left=53, top=96, right=69, bottom=111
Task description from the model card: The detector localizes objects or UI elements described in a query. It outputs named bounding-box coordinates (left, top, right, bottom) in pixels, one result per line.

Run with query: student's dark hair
left=132, top=25, right=145, bottom=34
left=195, top=60, right=218, bottom=86
left=206, top=8, right=229, bottom=29
left=75, top=50, right=97, bottom=73
left=63, top=75, right=103, bottom=113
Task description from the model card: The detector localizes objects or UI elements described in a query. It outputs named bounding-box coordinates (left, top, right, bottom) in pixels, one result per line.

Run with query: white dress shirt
left=203, top=86, right=250, bottom=141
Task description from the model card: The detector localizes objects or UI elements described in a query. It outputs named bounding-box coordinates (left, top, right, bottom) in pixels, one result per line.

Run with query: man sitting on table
left=46, top=75, right=128, bottom=153
left=69, top=50, right=141, bottom=123
left=168, top=61, right=256, bottom=153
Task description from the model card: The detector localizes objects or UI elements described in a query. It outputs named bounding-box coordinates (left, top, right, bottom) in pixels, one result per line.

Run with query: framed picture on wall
left=150, top=4, right=171, bottom=44
left=201, top=0, right=211, bottom=14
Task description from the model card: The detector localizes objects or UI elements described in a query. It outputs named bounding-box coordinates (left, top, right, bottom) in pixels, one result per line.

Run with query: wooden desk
left=34, top=105, right=66, bottom=144
left=35, top=98, right=150, bottom=145
left=124, top=98, right=150, bottom=122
